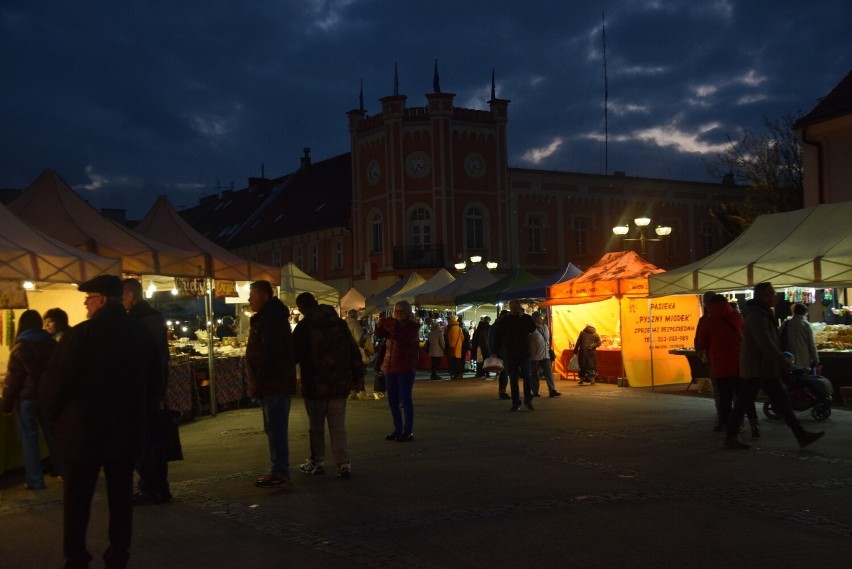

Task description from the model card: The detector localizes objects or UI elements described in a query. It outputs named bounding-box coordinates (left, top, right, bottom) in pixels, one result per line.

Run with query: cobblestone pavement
left=3, top=375, right=852, bottom=568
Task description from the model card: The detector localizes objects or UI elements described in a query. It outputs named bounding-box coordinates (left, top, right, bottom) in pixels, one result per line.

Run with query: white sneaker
left=298, top=459, right=325, bottom=475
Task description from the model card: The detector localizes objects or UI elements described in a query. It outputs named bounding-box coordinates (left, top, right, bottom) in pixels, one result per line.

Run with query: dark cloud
left=1, top=0, right=850, bottom=216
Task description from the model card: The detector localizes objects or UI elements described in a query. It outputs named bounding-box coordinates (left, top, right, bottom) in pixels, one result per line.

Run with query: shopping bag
left=482, top=356, right=504, bottom=373
left=568, top=354, right=579, bottom=371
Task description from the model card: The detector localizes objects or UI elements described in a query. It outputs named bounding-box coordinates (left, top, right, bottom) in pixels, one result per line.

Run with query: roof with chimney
left=179, top=150, right=352, bottom=248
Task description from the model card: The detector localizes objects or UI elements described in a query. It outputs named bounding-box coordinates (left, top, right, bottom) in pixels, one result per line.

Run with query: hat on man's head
left=79, top=275, right=123, bottom=298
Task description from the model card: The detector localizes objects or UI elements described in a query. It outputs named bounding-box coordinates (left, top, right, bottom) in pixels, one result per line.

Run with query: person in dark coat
left=245, top=280, right=297, bottom=488
left=488, top=310, right=511, bottom=398
left=574, top=324, right=602, bottom=385
left=122, top=277, right=177, bottom=505
left=492, top=300, right=536, bottom=411
left=43, top=275, right=162, bottom=569
left=724, top=282, right=824, bottom=450
left=471, top=316, right=491, bottom=378
left=293, top=292, right=364, bottom=478
left=2, top=309, right=60, bottom=489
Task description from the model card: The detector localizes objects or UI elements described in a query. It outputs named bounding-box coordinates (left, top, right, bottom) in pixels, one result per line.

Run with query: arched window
left=370, top=212, right=383, bottom=254
left=465, top=207, right=485, bottom=249
left=410, top=207, right=431, bottom=250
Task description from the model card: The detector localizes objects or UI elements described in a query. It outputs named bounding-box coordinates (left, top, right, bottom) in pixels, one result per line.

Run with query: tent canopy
left=365, top=271, right=426, bottom=308
left=455, top=267, right=540, bottom=306
left=9, top=170, right=206, bottom=277
left=650, top=201, right=852, bottom=296
left=388, top=268, right=455, bottom=305
left=415, top=264, right=498, bottom=307
left=544, top=251, right=664, bottom=305
left=339, top=287, right=366, bottom=313
left=496, top=263, right=583, bottom=302
left=0, top=202, right=120, bottom=283
left=135, top=195, right=280, bottom=284
left=279, top=262, right=338, bottom=307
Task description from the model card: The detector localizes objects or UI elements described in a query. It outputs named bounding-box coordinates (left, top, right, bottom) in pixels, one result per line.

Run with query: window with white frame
left=528, top=213, right=544, bottom=253
left=333, top=239, right=343, bottom=269
left=573, top=217, right=591, bottom=255
left=309, top=243, right=318, bottom=272
left=465, top=207, right=485, bottom=249
left=410, top=207, right=432, bottom=249
left=293, top=245, right=303, bottom=270
left=370, top=213, right=383, bottom=254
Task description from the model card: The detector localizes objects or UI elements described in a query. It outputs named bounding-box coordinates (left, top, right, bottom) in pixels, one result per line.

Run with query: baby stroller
left=763, top=368, right=833, bottom=422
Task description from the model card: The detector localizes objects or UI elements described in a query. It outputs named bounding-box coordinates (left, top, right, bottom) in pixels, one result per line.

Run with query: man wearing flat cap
left=44, top=275, right=162, bottom=569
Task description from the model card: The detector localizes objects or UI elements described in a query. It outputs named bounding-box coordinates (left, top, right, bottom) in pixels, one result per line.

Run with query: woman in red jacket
left=375, top=301, right=420, bottom=442
left=696, top=294, right=758, bottom=437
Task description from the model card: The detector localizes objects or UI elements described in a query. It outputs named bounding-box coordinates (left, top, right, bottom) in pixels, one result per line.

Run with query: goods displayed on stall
left=813, top=325, right=852, bottom=351
left=544, top=251, right=698, bottom=387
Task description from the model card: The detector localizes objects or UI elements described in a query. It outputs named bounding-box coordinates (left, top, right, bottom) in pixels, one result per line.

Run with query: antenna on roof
left=393, top=62, right=399, bottom=96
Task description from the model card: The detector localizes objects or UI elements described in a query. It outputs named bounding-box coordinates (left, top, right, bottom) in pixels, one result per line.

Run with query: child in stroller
left=763, top=361, right=833, bottom=422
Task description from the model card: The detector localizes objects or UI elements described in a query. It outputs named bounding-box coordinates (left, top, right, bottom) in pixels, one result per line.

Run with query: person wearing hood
left=375, top=300, right=420, bottom=441
left=294, top=293, right=364, bottom=478
left=725, top=282, right=824, bottom=450
left=695, top=294, right=758, bottom=437
left=2, top=309, right=60, bottom=489
left=574, top=324, right=602, bottom=384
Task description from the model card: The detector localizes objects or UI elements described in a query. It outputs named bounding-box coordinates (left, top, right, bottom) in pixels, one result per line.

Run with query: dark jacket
left=2, top=329, right=57, bottom=413
left=493, top=312, right=536, bottom=360
left=739, top=299, right=789, bottom=379
left=471, top=321, right=491, bottom=359
left=128, top=299, right=170, bottom=399
left=245, top=297, right=296, bottom=398
left=43, top=301, right=161, bottom=462
left=293, top=305, right=364, bottom=399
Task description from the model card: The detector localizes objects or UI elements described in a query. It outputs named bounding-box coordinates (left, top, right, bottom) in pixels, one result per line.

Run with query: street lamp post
left=612, top=217, right=672, bottom=256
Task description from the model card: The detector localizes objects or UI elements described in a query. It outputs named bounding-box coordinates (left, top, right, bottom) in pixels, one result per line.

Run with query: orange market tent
left=9, top=170, right=206, bottom=277
left=542, top=251, right=700, bottom=387
left=134, top=196, right=280, bottom=284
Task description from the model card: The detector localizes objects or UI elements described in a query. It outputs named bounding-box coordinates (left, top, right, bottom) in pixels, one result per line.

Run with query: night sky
left=2, top=1, right=850, bottom=217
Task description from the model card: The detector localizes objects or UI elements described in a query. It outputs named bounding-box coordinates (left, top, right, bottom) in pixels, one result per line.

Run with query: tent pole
left=206, top=278, right=217, bottom=416
left=649, top=298, right=656, bottom=391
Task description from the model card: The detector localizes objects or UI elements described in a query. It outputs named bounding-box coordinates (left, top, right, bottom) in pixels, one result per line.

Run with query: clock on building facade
left=405, top=151, right=432, bottom=179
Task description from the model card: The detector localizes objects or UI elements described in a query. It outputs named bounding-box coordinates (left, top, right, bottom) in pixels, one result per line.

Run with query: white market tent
left=339, top=287, right=366, bottom=313
left=415, top=264, right=498, bottom=307
left=135, top=196, right=280, bottom=284
left=649, top=201, right=852, bottom=296
left=364, top=271, right=426, bottom=312
left=280, top=262, right=339, bottom=307
left=9, top=170, right=206, bottom=277
left=388, top=268, right=455, bottom=305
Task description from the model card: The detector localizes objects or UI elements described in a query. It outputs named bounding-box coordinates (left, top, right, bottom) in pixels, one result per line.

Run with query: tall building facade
left=184, top=83, right=743, bottom=292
